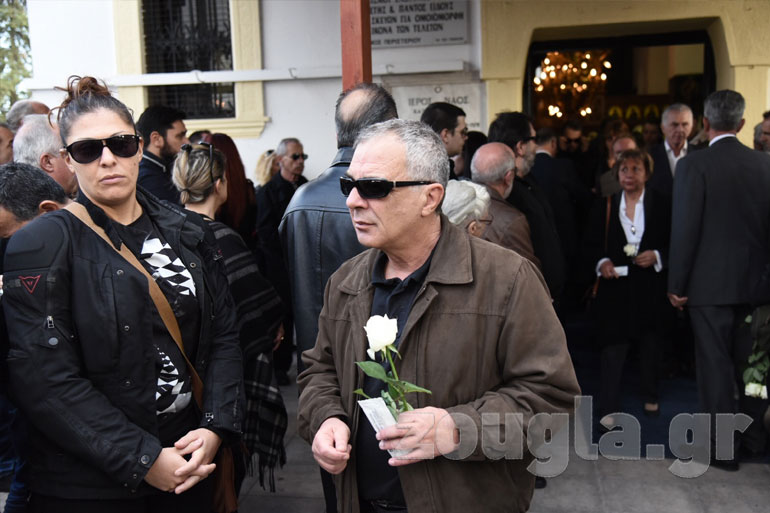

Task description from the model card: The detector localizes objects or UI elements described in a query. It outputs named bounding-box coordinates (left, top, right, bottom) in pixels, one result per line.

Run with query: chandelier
left=533, top=50, right=611, bottom=119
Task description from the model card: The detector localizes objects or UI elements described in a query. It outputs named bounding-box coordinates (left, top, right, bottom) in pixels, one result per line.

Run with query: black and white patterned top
left=114, top=212, right=199, bottom=430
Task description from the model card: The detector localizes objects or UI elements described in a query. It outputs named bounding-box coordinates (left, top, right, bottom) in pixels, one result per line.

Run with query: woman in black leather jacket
left=1, top=76, right=243, bottom=512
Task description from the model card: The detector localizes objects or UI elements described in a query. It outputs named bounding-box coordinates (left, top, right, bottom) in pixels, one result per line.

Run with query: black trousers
left=688, top=304, right=765, bottom=453
left=599, top=331, right=659, bottom=417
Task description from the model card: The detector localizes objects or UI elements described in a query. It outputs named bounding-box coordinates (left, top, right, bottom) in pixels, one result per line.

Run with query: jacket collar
left=337, top=214, right=473, bottom=295
left=141, top=150, right=169, bottom=172
left=76, top=186, right=200, bottom=249
left=330, top=147, right=354, bottom=168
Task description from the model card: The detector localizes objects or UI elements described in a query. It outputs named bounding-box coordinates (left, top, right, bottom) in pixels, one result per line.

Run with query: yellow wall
left=112, top=0, right=268, bottom=138
left=480, top=0, right=770, bottom=144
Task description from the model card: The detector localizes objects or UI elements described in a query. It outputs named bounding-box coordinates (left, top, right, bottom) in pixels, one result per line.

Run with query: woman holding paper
left=584, top=149, right=671, bottom=423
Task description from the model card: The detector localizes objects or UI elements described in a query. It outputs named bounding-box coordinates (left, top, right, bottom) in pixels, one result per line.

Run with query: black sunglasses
left=340, top=176, right=435, bottom=199
left=182, top=142, right=218, bottom=185
left=64, top=135, right=141, bottom=164
left=291, top=153, right=308, bottom=161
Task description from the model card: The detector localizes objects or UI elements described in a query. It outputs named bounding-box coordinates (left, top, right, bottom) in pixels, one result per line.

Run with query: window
left=142, top=0, right=235, bottom=119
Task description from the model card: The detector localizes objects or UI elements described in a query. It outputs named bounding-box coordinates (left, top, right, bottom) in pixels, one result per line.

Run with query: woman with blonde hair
left=173, top=143, right=287, bottom=494
left=254, top=149, right=279, bottom=187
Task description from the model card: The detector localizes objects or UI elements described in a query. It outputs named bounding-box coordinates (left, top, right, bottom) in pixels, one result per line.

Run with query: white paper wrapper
left=358, top=397, right=410, bottom=458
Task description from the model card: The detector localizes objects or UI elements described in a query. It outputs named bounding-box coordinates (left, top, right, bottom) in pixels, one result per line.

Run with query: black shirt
left=113, top=212, right=199, bottom=444
left=356, top=251, right=433, bottom=505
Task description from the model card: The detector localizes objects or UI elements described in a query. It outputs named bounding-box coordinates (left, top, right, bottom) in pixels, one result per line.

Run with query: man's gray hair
left=662, top=103, right=693, bottom=124
left=704, top=90, right=745, bottom=132
left=471, top=144, right=516, bottom=185
left=12, top=115, right=61, bottom=166
left=275, top=137, right=301, bottom=157
left=443, top=180, right=490, bottom=226
left=354, top=119, right=449, bottom=187
left=6, top=100, right=48, bottom=132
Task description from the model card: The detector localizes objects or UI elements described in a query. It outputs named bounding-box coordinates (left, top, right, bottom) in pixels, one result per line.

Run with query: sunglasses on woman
left=339, top=176, right=435, bottom=199
left=64, top=135, right=141, bottom=164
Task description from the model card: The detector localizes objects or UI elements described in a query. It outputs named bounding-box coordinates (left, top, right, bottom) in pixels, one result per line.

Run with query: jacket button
left=190, top=262, right=197, bottom=268
left=48, top=337, right=58, bottom=346
left=123, top=325, right=130, bottom=332
left=116, top=269, right=124, bottom=276
left=140, top=454, right=150, bottom=465
left=122, top=378, right=132, bottom=388
left=132, top=473, right=137, bottom=480
left=233, top=422, right=241, bottom=431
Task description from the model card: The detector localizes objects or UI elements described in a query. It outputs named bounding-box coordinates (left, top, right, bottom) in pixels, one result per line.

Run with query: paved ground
left=2, top=362, right=767, bottom=512
left=238, top=367, right=770, bottom=513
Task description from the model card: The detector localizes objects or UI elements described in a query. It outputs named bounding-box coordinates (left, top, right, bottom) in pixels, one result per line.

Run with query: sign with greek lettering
left=391, top=83, right=484, bottom=131
left=370, top=0, right=468, bottom=48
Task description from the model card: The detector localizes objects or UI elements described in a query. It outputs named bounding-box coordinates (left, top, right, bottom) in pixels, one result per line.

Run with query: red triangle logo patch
left=20, top=275, right=41, bottom=294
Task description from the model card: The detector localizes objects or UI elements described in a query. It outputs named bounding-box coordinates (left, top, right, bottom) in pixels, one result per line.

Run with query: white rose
left=745, top=382, right=768, bottom=399
left=623, top=244, right=637, bottom=257
left=364, top=314, right=398, bottom=360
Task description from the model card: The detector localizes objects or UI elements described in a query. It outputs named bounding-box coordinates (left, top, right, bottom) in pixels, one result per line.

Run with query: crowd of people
left=0, top=75, right=768, bottom=513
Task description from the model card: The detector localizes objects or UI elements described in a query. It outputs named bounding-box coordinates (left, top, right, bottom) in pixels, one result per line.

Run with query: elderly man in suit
left=668, top=90, right=770, bottom=470
left=647, top=103, right=697, bottom=197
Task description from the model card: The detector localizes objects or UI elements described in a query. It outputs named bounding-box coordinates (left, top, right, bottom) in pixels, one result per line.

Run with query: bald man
left=471, top=142, right=539, bottom=268
left=5, top=100, right=49, bottom=133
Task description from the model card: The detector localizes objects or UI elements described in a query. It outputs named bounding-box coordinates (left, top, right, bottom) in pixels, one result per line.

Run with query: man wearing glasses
left=420, top=102, right=468, bottom=179
left=557, top=119, right=591, bottom=189
left=298, top=119, right=579, bottom=513
left=255, top=137, right=308, bottom=385
left=470, top=142, right=539, bottom=269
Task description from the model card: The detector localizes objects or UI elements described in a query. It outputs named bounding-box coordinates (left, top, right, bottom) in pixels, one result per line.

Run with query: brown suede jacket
left=298, top=216, right=580, bottom=513
left=482, top=186, right=541, bottom=271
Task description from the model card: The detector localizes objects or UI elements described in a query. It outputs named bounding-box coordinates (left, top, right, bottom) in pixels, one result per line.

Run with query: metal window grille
left=142, top=0, right=235, bottom=119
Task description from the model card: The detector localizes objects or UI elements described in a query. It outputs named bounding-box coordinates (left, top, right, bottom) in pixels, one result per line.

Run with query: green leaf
left=398, top=381, right=433, bottom=395
left=356, top=361, right=388, bottom=381
left=743, top=368, right=754, bottom=384
left=353, top=388, right=371, bottom=400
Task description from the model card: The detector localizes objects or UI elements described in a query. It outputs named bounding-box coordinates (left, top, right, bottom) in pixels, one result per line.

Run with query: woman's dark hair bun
left=56, top=76, right=111, bottom=119
left=53, top=75, right=137, bottom=146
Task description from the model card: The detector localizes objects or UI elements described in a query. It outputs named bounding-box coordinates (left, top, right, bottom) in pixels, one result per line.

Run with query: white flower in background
left=623, top=243, right=638, bottom=257
left=364, top=314, right=398, bottom=360
left=745, top=382, right=768, bottom=399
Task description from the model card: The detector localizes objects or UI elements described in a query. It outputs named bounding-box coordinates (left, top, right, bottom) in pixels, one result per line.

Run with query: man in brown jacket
left=471, top=142, right=541, bottom=270
left=298, top=120, right=579, bottom=513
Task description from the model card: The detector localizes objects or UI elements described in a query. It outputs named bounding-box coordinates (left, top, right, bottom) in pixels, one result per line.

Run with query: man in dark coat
left=669, top=90, right=770, bottom=470
left=647, top=103, right=697, bottom=197
left=279, top=84, right=397, bottom=512
left=255, top=137, right=308, bottom=385
left=488, top=112, right=566, bottom=301
left=531, top=128, right=592, bottom=269
left=136, top=105, right=189, bottom=205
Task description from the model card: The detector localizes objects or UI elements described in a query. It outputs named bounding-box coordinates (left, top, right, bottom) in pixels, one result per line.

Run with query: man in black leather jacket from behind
left=279, top=82, right=397, bottom=513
